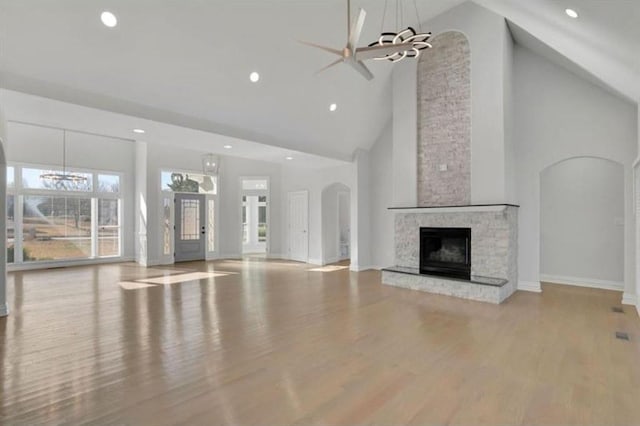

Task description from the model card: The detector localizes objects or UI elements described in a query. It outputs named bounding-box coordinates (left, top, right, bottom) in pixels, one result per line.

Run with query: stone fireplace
left=382, top=26, right=519, bottom=304
left=382, top=205, right=518, bottom=304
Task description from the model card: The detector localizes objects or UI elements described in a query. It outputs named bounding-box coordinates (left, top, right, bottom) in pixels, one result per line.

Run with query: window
left=207, top=199, right=215, bottom=252
left=98, top=174, right=120, bottom=193
left=7, top=164, right=123, bottom=265
left=163, top=197, right=172, bottom=256
left=161, top=170, right=217, bottom=194
left=242, top=195, right=248, bottom=244
left=7, top=194, right=15, bottom=263
left=23, top=196, right=92, bottom=261
left=98, top=199, right=120, bottom=257
left=258, top=196, right=267, bottom=242
left=7, top=166, right=14, bottom=189
left=22, top=167, right=93, bottom=191
left=180, top=199, right=200, bottom=241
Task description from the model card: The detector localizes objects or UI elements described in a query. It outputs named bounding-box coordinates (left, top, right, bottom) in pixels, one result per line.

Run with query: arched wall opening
left=540, top=156, right=625, bottom=289
left=320, top=182, right=351, bottom=266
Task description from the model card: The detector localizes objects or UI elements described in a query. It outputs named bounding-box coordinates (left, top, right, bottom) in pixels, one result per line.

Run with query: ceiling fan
left=300, top=0, right=417, bottom=80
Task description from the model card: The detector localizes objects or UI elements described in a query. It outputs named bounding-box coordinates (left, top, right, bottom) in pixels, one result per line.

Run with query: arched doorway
left=540, top=156, right=625, bottom=289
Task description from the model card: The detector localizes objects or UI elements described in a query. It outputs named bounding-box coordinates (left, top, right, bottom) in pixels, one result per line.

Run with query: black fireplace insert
left=419, top=227, right=471, bottom=280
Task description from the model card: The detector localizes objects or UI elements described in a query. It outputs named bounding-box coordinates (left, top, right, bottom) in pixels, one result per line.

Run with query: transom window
left=161, top=170, right=217, bottom=194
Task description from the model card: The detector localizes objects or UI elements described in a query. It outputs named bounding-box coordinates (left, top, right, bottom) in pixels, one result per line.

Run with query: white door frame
left=288, top=190, right=309, bottom=263
left=239, top=176, right=270, bottom=255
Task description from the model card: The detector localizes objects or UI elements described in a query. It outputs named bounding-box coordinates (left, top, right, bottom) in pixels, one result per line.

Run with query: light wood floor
left=1, top=260, right=639, bottom=425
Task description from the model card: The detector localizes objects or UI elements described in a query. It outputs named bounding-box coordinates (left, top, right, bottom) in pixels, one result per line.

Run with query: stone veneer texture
left=417, top=31, right=471, bottom=206
left=389, top=207, right=518, bottom=303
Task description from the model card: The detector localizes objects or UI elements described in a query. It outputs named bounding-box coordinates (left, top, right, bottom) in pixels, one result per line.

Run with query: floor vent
left=615, top=332, right=630, bottom=341
left=612, top=307, right=625, bottom=313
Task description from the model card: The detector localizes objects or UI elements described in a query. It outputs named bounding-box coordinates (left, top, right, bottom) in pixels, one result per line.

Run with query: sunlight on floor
left=118, top=270, right=237, bottom=290
left=308, top=265, right=350, bottom=272
left=118, top=281, right=157, bottom=290
left=138, top=272, right=230, bottom=285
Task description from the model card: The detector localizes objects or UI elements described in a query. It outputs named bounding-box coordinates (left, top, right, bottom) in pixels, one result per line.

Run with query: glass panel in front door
left=180, top=199, right=200, bottom=240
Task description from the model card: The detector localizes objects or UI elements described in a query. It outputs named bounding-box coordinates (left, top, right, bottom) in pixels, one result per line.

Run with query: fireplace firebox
left=419, top=227, right=471, bottom=280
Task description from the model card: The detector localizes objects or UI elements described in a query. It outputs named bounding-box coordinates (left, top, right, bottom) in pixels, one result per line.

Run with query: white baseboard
left=540, top=274, right=624, bottom=291
left=622, top=292, right=638, bottom=306
left=350, top=264, right=375, bottom=272
left=267, top=253, right=286, bottom=260
left=9, top=256, right=135, bottom=272
left=308, top=258, right=323, bottom=266
left=0, top=303, right=8, bottom=317
left=218, top=253, right=242, bottom=259
left=518, top=280, right=542, bottom=293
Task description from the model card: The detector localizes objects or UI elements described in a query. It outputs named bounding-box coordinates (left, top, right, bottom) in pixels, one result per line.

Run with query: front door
left=174, top=193, right=206, bottom=262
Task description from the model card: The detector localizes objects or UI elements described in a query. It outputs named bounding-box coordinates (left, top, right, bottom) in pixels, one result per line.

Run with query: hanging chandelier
left=40, top=129, right=88, bottom=183
left=367, top=0, right=432, bottom=63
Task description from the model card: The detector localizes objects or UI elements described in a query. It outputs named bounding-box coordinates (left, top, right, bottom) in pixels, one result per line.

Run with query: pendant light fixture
left=40, top=129, right=88, bottom=183
left=367, top=0, right=432, bottom=62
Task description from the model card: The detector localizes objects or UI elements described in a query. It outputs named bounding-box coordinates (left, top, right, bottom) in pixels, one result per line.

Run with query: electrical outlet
left=439, top=164, right=448, bottom=172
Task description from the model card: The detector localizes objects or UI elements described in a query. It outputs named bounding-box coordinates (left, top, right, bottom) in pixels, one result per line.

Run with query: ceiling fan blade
left=349, top=60, right=374, bottom=81
left=315, top=58, right=343, bottom=75
left=347, top=8, right=366, bottom=52
left=298, top=40, right=343, bottom=57
left=355, top=43, right=415, bottom=61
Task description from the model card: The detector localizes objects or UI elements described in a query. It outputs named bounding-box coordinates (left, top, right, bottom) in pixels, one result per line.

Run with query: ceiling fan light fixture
left=368, top=27, right=432, bottom=63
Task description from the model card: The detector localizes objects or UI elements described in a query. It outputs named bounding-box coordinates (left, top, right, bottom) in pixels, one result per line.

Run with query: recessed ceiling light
left=249, top=72, right=260, bottom=83
left=565, top=8, right=578, bottom=18
left=101, top=11, right=118, bottom=27
left=285, top=156, right=293, bottom=161
left=329, top=103, right=338, bottom=112
left=223, top=145, right=232, bottom=149
left=133, top=128, right=145, bottom=134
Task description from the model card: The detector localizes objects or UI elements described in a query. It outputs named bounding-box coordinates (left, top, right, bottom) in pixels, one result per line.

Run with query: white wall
left=5, top=122, right=136, bottom=261
left=144, top=142, right=283, bottom=264
left=369, top=123, right=394, bottom=268
left=134, top=141, right=148, bottom=265
left=352, top=149, right=371, bottom=270
left=280, top=163, right=354, bottom=266
left=392, top=1, right=512, bottom=206
left=0, top=106, right=8, bottom=316
left=514, top=45, right=637, bottom=294
left=541, top=157, right=625, bottom=287
left=503, top=25, right=517, bottom=204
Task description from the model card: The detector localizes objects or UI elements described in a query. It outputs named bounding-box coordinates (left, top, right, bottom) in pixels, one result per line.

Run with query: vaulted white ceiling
left=1, top=0, right=638, bottom=162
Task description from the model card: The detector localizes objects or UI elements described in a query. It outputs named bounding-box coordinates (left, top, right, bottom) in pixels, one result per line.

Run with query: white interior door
left=288, top=190, right=309, bottom=262
left=174, top=193, right=206, bottom=262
